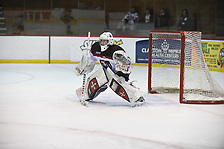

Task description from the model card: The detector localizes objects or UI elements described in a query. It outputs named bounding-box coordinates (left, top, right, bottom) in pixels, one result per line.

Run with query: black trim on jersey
left=91, top=42, right=130, bottom=81
left=90, top=42, right=125, bottom=59
left=116, top=71, right=130, bottom=81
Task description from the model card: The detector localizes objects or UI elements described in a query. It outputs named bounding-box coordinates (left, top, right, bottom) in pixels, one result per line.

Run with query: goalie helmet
left=99, top=32, right=114, bottom=52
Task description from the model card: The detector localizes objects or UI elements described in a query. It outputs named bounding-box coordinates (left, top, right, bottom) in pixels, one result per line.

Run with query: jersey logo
left=114, top=39, right=123, bottom=45
left=100, top=60, right=112, bottom=69
left=80, top=39, right=97, bottom=51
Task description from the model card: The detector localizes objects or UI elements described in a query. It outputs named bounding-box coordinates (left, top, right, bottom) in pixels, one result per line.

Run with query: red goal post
left=148, top=31, right=224, bottom=104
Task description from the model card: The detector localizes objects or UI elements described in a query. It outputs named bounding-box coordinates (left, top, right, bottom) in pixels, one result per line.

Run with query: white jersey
left=122, top=12, right=139, bottom=24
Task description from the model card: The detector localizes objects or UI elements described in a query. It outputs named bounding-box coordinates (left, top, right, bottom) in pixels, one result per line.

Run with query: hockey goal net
left=148, top=31, right=224, bottom=104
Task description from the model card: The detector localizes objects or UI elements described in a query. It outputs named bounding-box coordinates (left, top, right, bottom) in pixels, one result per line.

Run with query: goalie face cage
left=148, top=31, right=224, bottom=104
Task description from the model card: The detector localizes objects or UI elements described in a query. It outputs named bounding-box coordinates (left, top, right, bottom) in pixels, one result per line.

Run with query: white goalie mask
left=99, top=32, right=114, bottom=52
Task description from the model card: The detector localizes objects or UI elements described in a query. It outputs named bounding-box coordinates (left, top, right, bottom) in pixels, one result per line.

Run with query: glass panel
left=216, top=0, right=224, bottom=36
left=2, top=0, right=24, bottom=34
left=105, top=0, right=129, bottom=36
left=52, top=0, right=78, bottom=35
left=1, top=0, right=223, bottom=38
left=176, top=0, right=197, bottom=32
left=78, top=0, right=105, bottom=36
left=106, top=0, right=155, bottom=36
left=132, top=0, right=154, bottom=35
left=197, top=0, right=216, bottom=35
left=155, top=0, right=176, bottom=31
left=24, top=0, right=51, bottom=35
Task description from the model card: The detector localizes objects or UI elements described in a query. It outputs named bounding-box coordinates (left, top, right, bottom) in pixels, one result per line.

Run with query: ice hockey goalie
left=74, top=31, right=145, bottom=107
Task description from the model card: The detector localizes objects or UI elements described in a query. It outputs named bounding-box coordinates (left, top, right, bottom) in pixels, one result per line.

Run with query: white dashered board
left=0, top=36, right=49, bottom=60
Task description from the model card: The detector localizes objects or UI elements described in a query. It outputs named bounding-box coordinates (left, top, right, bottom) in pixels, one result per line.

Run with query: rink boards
left=0, top=35, right=223, bottom=72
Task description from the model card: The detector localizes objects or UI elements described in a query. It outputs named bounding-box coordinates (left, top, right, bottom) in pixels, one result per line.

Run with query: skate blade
left=80, top=100, right=88, bottom=107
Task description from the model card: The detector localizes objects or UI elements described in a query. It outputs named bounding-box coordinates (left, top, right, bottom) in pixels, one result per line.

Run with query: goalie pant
left=76, top=67, right=145, bottom=107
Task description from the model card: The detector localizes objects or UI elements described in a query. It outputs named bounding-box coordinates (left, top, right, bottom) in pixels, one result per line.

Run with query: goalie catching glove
left=74, top=54, right=95, bottom=76
left=113, top=50, right=131, bottom=73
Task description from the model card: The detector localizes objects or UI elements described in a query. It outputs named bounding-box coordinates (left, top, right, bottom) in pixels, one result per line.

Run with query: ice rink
left=0, top=64, right=224, bottom=149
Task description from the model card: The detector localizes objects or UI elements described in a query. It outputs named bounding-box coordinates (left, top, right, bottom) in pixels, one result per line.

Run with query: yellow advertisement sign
left=202, top=40, right=224, bottom=72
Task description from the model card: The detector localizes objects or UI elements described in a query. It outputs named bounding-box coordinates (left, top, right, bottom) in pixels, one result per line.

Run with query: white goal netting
left=149, top=31, right=224, bottom=104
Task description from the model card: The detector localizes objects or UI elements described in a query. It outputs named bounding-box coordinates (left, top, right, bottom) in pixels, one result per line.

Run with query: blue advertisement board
left=136, top=40, right=149, bottom=63
left=136, top=39, right=189, bottom=65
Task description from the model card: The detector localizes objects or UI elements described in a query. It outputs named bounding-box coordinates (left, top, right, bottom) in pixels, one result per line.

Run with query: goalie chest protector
left=90, top=42, right=130, bottom=81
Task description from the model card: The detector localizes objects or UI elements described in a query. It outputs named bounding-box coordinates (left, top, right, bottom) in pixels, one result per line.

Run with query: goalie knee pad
left=88, top=84, right=108, bottom=100
left=105, top=68, right=145, bottom=106
left=76, top=68, right=108, bottom=101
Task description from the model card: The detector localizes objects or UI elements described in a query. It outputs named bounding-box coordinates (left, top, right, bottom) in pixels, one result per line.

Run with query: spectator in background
left=177, top=9, right=192, bottom=31
left=157, top=8, right=169, bottom=27
left=13, top=14, right=24, bottom=34
left=59, top=8, right=73, bottom=35
left=122, top=7, right=139, bottom=30
left=144, top=8, right=151, bottom=23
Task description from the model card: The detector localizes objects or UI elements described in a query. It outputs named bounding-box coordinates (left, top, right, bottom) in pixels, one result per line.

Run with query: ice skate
left=80, top=99, right=88, bottom=106
left=130, top=96, right=145, bottom=107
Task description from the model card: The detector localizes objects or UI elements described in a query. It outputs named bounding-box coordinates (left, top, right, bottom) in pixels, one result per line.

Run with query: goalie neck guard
left=99, top=32, right=114, bottom=52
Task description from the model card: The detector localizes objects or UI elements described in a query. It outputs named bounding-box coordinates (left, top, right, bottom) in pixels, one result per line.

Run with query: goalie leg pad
left=105, top=68, right=145, bottom=106
left=88, top=84, right=108, bottom=100
left=76, top=68, right=108, bottom=101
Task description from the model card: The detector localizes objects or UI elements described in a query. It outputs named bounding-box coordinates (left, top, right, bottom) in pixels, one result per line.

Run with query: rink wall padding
left=0, top=35, right=49, bottom=63
left=0, top=35, right=223, bottom=72
left=0, top=35, right=147, bottom=65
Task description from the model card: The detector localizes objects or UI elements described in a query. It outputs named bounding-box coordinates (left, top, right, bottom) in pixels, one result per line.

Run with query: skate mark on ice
left=0, top=121, right=184, bottom=149
left=0, top=70, right=35, bottom=85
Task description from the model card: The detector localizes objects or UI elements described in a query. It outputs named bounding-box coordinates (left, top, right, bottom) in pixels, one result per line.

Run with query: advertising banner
left=136, top=40, right=148, bottom=63
left=136, top=38, right=224, bottom=72
left=136, top=39, right=184, bottom=66
left=202, top=41, right=224, bottom=72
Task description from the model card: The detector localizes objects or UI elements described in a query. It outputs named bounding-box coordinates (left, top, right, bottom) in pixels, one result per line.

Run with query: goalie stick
left=81, top=31, right=91, bottom=106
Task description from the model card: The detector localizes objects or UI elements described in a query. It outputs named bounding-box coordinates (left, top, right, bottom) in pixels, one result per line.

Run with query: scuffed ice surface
left=0, top=64, right=224, bottom=149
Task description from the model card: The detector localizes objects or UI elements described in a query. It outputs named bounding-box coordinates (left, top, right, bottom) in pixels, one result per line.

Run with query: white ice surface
left=0, top=64, right=224, bottom=149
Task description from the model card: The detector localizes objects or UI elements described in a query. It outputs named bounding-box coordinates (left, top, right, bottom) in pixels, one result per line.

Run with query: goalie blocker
left=76, top=67, right=145, bottom=107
